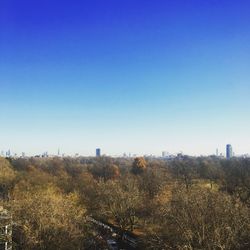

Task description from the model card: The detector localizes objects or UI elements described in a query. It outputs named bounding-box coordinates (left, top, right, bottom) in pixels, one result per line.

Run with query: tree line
left=0, top=155, right=250, bottom=249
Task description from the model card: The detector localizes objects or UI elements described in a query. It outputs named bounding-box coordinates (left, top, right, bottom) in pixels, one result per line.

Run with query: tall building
left=96, top=148, right=101, bottom=157
left=6, top=150, right=11, bottom=157
left=162, top=151, right=168, bottom=158
left=226, top=144, right=233, bottom=159
left=216, top=148, right=219, bottom=156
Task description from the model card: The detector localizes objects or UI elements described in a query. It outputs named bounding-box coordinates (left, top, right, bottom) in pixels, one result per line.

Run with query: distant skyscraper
left=96, top=148, right=101, bottom=157
left=216, top=148, right=219, bottom=156
left=226, top=144, right=233, bottom=159
left=162, top=151, right=168, bottom=158
left=42, top=151, right=48, bottom=158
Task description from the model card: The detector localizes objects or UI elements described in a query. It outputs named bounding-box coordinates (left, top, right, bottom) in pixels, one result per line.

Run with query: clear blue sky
left=1, top=0, right=250, bottom=156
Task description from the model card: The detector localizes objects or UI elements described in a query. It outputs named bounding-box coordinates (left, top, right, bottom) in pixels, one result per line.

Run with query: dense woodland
left=0, top=155, right=250, bottom=249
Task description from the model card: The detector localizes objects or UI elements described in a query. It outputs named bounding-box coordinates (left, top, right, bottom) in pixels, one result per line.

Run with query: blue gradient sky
left=1, top=0, right=250, bottom=156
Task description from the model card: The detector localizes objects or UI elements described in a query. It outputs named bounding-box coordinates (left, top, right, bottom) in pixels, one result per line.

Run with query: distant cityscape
left=1, top=144, right=249, bottom=159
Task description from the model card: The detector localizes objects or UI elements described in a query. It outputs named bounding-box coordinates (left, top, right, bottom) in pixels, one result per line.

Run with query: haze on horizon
left=1, top=0, right=250, bottom=156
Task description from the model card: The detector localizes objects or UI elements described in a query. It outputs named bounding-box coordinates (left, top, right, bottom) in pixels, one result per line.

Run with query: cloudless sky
left=0, top=0, right=250, bottom=156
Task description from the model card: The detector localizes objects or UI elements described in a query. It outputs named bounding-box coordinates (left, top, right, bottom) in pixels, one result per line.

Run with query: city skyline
left=1, top=1, right=250, bottom=155
left=0, top=144, right=248, bottom=158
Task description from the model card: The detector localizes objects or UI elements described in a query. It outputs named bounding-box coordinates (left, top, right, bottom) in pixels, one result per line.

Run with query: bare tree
left=97, top=177, right=142, bottom=231
left=11, top=184, right=87, bottom=249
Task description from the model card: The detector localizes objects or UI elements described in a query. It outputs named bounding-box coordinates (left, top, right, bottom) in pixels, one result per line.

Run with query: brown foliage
left=97, top=177, right=142, bottom=231
left=0, top=157, right=16, bottom=199
left=144, top=187, right=250, bottom=249
left=11, top=184, right=87, bottom=250
left=131, top=157, right=147, bottom=175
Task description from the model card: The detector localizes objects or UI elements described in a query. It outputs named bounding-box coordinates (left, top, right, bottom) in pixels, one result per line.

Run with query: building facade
left=226, top=144, right=233, bottom=159
left=96, top=148, right=101, bottom=157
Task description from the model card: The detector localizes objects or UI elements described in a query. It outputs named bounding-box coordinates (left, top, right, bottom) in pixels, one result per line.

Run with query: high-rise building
left=226, top=144, right=233, bottom=159
left=6, top=150, right=11, bottom=157
left=162, top=151, right=168, bottom=158
left=216, top=148, right=219, bottom=156
left=96, top=148, right=101, bottom=157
